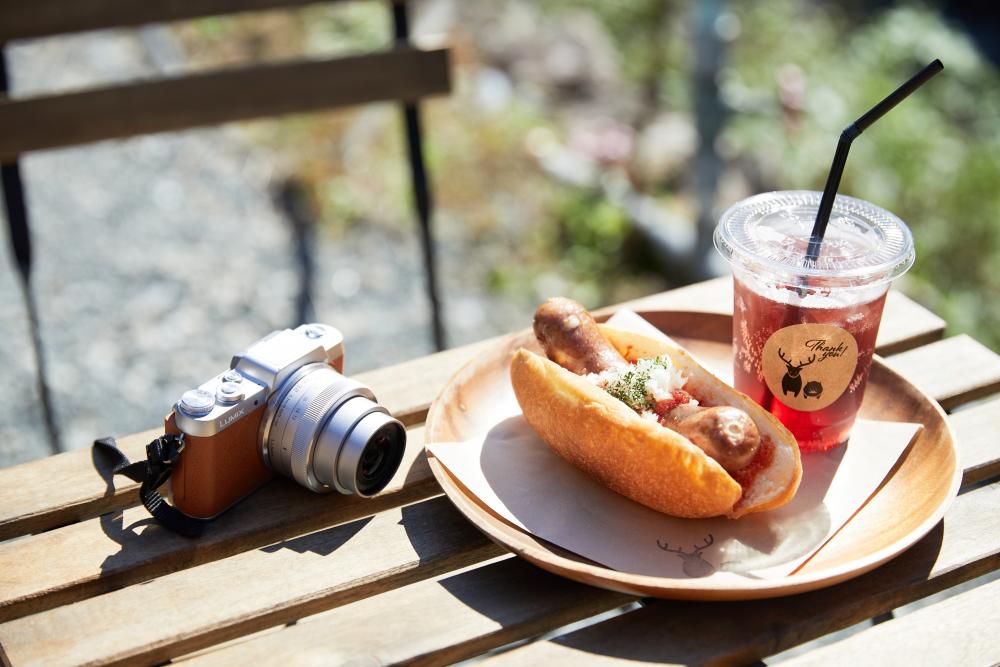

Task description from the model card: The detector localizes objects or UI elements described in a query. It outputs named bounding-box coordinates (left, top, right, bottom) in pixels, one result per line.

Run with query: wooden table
left=1, top=278, right=998, bottom=666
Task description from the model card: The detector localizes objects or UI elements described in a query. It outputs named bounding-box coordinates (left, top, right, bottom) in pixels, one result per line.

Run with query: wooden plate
left=424, top=311, right=961, bottom=600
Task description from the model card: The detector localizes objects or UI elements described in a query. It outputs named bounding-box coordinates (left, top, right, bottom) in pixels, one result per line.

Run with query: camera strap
left=93, top=434, right=209, bottom=538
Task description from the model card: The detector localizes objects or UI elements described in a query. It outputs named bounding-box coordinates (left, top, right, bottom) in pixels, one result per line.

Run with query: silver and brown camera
left=166, top=323, right=405, bottom=518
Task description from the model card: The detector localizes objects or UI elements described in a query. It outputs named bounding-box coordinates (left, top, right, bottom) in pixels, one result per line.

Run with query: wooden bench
left=0, top=277, right=998, bottom=665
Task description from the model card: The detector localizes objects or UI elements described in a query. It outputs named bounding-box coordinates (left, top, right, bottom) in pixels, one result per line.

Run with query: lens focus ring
left=262, top=364, right=373, bottom=493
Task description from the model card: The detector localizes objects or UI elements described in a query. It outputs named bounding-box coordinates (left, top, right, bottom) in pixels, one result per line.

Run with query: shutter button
left=222, top=370, right=243, bottom=383
left=216, top=382, right=244, bottom=405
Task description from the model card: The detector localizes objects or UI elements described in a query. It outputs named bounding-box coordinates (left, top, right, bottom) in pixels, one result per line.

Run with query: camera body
left=167, top=323, right=403, bottom=519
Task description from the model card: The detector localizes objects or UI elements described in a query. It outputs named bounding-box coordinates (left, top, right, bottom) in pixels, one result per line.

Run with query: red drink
left=733, top=277, right=887, bottom=451
left=715, top=191, right=914, bottom=452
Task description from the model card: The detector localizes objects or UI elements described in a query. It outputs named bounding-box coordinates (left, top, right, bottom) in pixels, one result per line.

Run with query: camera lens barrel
left=260, top=363, right=405, bottom=496
left=314, top=396, right=404, bottom=495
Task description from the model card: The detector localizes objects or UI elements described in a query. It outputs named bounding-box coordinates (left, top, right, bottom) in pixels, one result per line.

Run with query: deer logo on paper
left=657, top=534, right=716, bottom=578
left=762, top=324, right=859, bottom=412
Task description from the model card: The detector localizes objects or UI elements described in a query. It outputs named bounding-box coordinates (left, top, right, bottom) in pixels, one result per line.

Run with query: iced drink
left=715, top=191, right=915, bottom=451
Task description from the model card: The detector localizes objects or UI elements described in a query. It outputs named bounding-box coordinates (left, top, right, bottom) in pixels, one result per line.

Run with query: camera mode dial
left=303, top=324, right=327, bottom=340
left=178, top=389, right=215, bottom=417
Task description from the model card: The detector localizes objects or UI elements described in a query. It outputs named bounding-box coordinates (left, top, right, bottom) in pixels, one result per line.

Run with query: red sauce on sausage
left=730, top=436, right=774, bottom=492
left=608, top=368, right=769, bottom=488
left=653, top=390, right=694, bottom=420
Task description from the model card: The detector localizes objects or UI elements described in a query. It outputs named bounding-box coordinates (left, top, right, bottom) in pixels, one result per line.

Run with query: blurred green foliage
left=539, top=1, right=1000, bottom=349
left=721, top=2, right=1000, bottom=349
left=559, top=194, right=630, bottom=275
left=182, top=1, right=999, bottom=349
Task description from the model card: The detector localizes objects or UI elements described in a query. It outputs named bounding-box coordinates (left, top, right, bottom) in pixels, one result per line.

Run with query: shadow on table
left=399, top=496, right=500, bottom=572
left=91, top=437, right=434, bottom=577
left=90, top=444, right=163, bottom=574
left=260, top=515, right=373, bottom=556
left=94, top=482, right=378, bottom=574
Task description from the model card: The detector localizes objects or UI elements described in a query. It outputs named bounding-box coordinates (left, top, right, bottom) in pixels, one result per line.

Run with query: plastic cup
left=714, top=191, right=915, bottom=452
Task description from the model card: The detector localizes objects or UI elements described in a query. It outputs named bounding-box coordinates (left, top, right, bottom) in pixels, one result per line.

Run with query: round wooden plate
left=424, top=311, right=961, bottom=600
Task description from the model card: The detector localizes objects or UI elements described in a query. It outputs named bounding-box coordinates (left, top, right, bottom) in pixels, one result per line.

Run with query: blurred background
left=2, top=0, right=998, bottom=465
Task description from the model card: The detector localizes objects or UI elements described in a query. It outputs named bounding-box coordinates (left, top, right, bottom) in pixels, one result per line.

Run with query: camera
left=166, top=323, right=406, bottom=519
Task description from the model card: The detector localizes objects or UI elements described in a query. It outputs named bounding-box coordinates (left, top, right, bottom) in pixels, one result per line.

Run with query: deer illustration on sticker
left=762, top=324, right=859, bottom=412
left=777, top=348, right=815, bottom=398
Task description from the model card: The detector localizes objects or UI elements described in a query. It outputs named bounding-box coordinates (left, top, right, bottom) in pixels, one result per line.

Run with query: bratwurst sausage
left=533, top=297, right=628, bottom=375
left=668, top=407, right=760, bottom=472
left=532, top=298, right=760, bottom=473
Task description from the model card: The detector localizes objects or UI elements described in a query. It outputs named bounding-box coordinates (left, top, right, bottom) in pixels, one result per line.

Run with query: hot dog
left=535, top=298, right=761, bottom=473
left=511, top=297, right=801, bottom=519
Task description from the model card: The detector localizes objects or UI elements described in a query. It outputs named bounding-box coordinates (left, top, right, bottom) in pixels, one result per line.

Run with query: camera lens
left=317, top=397, right=405, bottom=496
left=261, top=364, right=406, bottom=496
left=353, top=421, right=405, bottom=496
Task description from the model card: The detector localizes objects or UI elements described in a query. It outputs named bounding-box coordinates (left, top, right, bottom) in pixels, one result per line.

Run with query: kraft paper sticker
left=762, top=323, right=860, bottom=411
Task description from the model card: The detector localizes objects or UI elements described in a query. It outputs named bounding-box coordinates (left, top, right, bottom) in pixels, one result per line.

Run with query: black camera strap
left=93, top=435, right=209, bottom=538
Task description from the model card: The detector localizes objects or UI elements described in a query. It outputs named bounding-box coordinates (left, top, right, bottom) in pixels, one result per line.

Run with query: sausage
left=533, top=297, right=760, bottom=473
left=669, top=407, right=760, bottom=472
left=533, top=297, right=627, bottom=375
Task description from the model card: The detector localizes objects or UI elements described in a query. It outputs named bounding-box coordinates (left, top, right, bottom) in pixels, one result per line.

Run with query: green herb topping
left=604, top=356, right=675, bottom=412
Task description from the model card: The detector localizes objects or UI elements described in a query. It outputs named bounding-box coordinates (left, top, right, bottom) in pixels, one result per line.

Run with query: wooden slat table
left=1, top=278, right=998, bottom=666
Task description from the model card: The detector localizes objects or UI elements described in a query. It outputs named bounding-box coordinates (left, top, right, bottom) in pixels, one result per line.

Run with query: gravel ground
left=0, top=28, right=528, bottom=465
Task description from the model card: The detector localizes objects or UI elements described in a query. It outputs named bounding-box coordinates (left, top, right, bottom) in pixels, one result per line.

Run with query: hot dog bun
left=510, top=325, right=801, bottom=519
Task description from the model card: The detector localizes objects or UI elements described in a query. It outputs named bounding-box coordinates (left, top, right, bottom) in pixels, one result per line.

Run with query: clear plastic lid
left=714, top=191, right=915, bottom=287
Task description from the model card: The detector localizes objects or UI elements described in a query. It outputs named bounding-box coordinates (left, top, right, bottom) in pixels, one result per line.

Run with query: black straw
left=805, top=59, right=944, bottom=262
